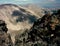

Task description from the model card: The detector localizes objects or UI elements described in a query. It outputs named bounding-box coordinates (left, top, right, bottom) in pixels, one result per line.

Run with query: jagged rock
left=15, top=9, right=60, bottom=46
left=28, top=9, right=60, bottom=46
left=0, top=20, right=13, bottom=46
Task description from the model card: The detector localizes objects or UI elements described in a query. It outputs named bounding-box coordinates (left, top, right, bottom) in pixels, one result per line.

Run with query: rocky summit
left=15, top=9, right=60, bottom=46
left=0, top=20, right=13, bottom=46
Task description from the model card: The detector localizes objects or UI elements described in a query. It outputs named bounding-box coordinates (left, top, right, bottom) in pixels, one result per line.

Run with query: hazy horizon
left=0, top=0, right=60, bottom=8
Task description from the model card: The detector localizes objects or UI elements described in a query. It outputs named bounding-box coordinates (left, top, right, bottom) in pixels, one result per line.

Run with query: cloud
left=23, top=0, right=28, bottom=1
left=48, top=0, right=55, bottom=2
left=14, top=0, right=28, bottom=2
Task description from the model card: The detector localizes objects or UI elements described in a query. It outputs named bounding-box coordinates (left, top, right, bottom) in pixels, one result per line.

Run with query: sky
left=0, top=0, right=60, bottom=8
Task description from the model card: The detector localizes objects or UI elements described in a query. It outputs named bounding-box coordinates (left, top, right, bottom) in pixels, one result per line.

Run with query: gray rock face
left=0, top=20, right=13, bottom=46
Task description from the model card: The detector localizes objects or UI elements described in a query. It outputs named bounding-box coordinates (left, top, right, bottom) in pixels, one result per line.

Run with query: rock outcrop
left=15, top=9, right=60, bottom=46
left=0, top=20, right=13, bottom=46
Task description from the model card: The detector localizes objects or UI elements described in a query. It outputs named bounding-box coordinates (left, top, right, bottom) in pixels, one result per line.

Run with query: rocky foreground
left=0, top=20, right=13, bottom=46
left=15, top=9, right=60, bottom=46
